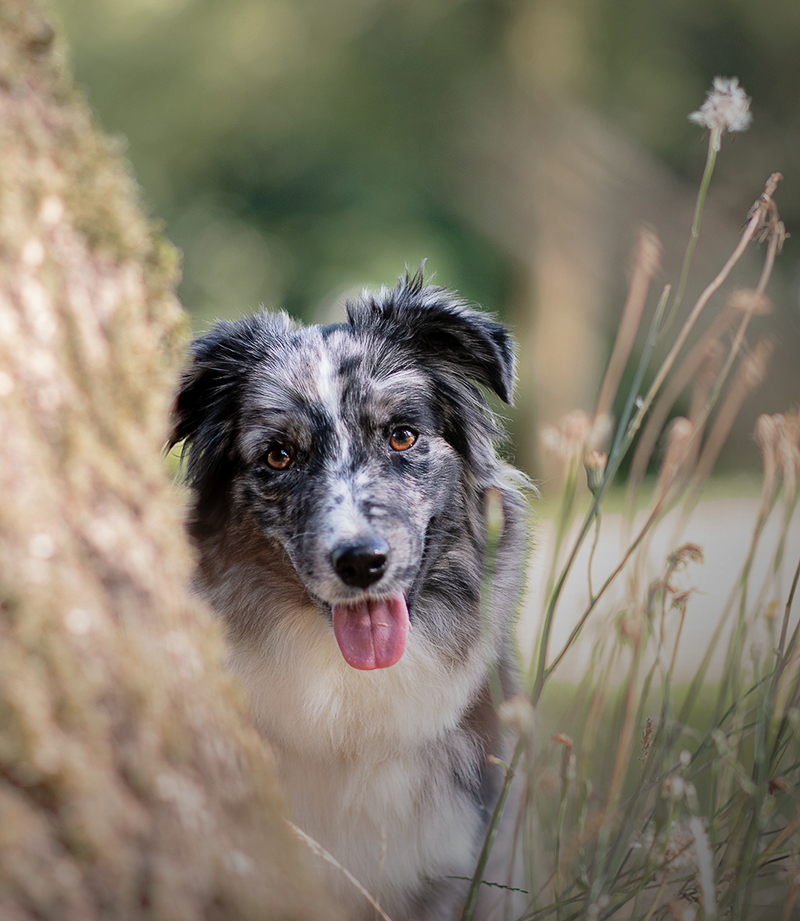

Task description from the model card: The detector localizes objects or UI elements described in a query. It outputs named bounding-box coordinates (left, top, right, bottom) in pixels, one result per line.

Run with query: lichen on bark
left=0, top=1, right=336, bottom=918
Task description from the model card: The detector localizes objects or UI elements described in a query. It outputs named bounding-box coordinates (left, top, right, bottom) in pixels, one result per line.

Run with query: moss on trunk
left=0, top=1, right=337, bottom=917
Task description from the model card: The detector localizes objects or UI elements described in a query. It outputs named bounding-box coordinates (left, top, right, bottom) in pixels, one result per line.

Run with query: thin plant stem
left=607, top=285, right=671, bottom=469
left=780, top=886, right=799, bottom=921
left=587, top=506, right=601, bottom=603
left=462, top=491, right=519, bottom=920
left=592, top=637, right=645, bottom=892
left=533, top=176, right=780, bottom=705
left=530, top=461, right=582, bottom=687
left=546, top=317, right=750, bottom=688
left=660, top=127, right=720, bottom=336
left=554, top=771, right=570, bottom=918
left=629, top=174, right=781, bottom=458
left=289, top=822, right=395, bottom=921
left=639, top=872, right=670, bottom=921
left=682, top=313, right=766, bottom=513
left=626, top=310, right=730, bottom=509
left=532, top=283, right=669, bottom=700
left=685, top=222, right=782, bottom=498
left=531, top=494, right=601, bottom=703
left=544, top=502, right=661, bottom=684
left=777, top=554, right=800, bottom=663
left=461, top=735, right=527, bottom=921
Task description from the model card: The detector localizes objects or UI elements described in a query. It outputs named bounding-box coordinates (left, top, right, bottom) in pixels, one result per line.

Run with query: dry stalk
left=595, top=229, right=662, bottom=425
left=690, top=336, right=773, bottom=490
left=685, top=340, right=724, bottom=472
left=681, top=206, right=783, bottom=497
left=629, top=172, right=782, bottom=451
left=289, top=821, right=396, bottom=921
left=642, top=190, right=784, bottom=531
left=627, top=314, right=730, bottom=504
left=654, top=417, right=694, bottom=506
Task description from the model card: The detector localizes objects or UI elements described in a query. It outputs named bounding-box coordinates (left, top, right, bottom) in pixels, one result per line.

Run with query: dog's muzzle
left=328, top=537, right=410, bottom=670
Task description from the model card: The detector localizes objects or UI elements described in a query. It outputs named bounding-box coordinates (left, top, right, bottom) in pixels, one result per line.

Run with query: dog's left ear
left=348, top=271, right=516, bottom=405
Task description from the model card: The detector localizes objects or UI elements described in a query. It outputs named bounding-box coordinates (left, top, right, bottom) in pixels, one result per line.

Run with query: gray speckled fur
left=172, top=271, right=529, bottom=920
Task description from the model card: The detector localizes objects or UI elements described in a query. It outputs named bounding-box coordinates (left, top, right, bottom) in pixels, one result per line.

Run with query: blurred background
left=52, top=0, right=800, bottom=487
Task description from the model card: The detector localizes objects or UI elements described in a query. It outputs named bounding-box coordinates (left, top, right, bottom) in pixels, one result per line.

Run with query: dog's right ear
left=169, top=320, right=242, bottom=460
left=169, top=312, right=298, bottom=487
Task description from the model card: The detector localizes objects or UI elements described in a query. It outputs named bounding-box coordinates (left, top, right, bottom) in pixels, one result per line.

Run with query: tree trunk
left=0, top=2, right=336, bottom=918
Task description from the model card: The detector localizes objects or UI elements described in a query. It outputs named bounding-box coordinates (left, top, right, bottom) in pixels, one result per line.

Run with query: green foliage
left=53, top=0, right=514, bottom=323
left=52, top=0, right=800, bottom=330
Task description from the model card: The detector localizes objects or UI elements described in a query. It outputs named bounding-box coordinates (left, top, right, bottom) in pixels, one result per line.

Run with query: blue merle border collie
left=171, top=270, right=529, bottom=920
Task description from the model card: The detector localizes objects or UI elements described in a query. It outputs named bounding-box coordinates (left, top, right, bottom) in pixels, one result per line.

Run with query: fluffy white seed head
left=689, top=76, right=753, bottom=134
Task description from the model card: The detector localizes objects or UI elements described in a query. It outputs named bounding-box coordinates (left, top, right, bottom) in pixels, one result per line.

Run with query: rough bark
left=0, top=2, right=336, bottom=918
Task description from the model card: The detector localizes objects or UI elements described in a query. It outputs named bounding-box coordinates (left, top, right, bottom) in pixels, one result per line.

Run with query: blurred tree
left=53, top=0, right=800, bottom=476
left=502, top=0, right=800, bottom=476
left=505, top=0, right=800, bottom=251
left=54, top=0, right=516, bottom=324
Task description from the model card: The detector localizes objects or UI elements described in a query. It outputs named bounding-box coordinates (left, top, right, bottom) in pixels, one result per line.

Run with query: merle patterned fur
left=172, top=271, right=528, bottom=920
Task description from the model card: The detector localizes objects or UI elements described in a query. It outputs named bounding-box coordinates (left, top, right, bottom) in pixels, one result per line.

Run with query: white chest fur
left=230, top=600, right=489, bottom=919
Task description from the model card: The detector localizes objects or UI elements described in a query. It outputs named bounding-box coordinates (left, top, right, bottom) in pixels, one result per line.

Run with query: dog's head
left=172, top=271, right=515, bottom=671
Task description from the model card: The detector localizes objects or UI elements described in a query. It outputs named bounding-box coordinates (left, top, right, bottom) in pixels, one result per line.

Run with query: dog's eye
left=265, top=443, right=294, bottom=470
left=389, top=427, right=418, bottom=452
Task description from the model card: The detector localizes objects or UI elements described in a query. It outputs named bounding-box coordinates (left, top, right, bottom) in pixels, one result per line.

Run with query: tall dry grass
left=467, top=78, right=800, bottom=921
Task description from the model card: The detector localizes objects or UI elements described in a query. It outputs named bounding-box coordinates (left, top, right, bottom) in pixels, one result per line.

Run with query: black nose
left=331, top=539, right=390, bottom=589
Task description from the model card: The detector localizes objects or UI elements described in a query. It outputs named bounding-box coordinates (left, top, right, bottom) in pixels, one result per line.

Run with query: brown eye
left=266, top=443, right=294, bottom=470
left=389, top=427, right=418, bottom=452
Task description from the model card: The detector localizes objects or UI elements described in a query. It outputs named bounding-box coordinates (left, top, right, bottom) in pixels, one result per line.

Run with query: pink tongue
left=332, top=594, right=409, bottom=670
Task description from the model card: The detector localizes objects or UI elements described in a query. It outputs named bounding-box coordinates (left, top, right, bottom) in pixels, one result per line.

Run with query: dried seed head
left=541, top=409, right=592, bottom=466
left=671, top=590, right=694, bottom=616
left=688, top=816, right=716, bottom=918
left=667, top=543, right=705, bottom=571
left=637, top=228, right=663, bottom=277
left=695, top=341, right=724, bottom=386
left=661, top=818, right=695, bottom=872
left=784, top=409, right=800, bottom=453
left=755, top=412, right=782, bottom=495
left=737, top=338, right=773, bottom=392
left=551, top=734, right=576, bottom=784
left=689, top=76, right=753, bottom=134
left=779, top=412, right=800, bottom=508
left=584, top=450, right=607, bottom=494
left=768, top=777, right=791, bottom=795
left=640, top=716, right=654, bottom=767
left=726, top=287, right=771, bottom=316
left=646, top=580, right=665, bottom=621
left=619, top=609, right=643, bottom=647
left=655, top=417, right=694, bottom=501
left=498, top=695, right=535, bottom=739
left=666, top=774, right=686, bottom=801
left=755, top=413, right=782, bottom=456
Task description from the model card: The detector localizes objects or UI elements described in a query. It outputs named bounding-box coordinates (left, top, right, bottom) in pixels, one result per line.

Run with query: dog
left=171, top=270, right=529, bottom=920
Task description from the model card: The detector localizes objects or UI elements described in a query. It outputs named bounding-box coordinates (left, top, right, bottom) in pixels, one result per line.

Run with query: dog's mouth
left=331, top=593, right=409, bottom=670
